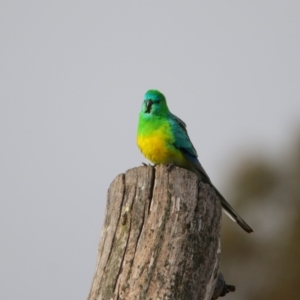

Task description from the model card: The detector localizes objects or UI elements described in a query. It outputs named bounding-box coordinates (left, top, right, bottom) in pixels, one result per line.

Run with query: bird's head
left=141, top=90, right=169, bottom=117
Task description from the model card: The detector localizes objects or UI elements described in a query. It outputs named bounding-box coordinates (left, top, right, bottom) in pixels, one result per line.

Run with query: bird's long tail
left=213, top=184, right=253, bottom=233
left=183, top=153, right=253, bottom=233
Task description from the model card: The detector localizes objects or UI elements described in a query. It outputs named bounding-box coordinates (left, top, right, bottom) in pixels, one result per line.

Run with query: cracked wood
left=88, top=165, right=222, bottom=300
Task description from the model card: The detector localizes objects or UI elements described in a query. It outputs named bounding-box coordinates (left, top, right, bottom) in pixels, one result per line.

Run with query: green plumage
left=137, top=90, right=253, bottom=233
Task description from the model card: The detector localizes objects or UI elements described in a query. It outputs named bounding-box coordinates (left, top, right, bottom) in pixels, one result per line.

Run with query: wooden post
left=88, top=165, right=222, bottom=300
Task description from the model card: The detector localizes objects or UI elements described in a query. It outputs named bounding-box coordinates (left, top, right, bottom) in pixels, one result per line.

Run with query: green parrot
left=137, top=89, right=253, bottom=233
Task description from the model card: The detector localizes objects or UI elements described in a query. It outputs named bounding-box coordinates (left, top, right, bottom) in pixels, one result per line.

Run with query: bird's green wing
left=168, top=113, right=211, bottom=181
left=169, top=113, right=197, bottom=157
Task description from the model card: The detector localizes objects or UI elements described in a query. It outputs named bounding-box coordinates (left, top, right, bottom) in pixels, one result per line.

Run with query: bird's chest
left=137, top=123, right=175, bottom=164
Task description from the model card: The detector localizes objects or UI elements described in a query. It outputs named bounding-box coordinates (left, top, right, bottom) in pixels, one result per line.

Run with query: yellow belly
left=137, top=134, right=171, bottom=164
left=137, top=129, right=187, bottom=166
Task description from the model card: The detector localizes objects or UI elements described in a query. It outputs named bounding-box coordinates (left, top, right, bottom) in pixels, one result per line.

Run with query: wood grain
left=88, top=165, right=222, bottom=300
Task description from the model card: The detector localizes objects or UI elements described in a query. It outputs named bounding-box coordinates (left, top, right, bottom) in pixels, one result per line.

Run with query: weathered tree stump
left=88, top=165, right=223, bottom=300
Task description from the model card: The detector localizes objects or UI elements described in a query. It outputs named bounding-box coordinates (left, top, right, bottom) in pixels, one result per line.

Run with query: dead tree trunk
left=88, top=165, right=222, bottom=300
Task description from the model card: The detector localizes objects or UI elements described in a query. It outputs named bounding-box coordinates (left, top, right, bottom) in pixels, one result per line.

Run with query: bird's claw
left=142, top=162, right=156, bottom=167
left=166, top=163, right=175, bottom=172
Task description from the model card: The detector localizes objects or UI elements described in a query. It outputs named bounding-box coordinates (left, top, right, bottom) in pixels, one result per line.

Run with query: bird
left=137, top=89, right=253, bottom=233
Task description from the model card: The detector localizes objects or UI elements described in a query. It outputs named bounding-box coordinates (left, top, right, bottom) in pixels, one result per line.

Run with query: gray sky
left=1, top=2, right=299, bottom=299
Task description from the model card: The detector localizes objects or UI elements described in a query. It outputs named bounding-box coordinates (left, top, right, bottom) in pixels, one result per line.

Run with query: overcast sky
left=1, top=2, right=300, bottom=299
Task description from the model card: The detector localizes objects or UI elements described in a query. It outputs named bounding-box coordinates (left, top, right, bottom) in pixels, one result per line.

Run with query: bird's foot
left=166, top=163, right=175, bottom=172
left=142, top=162, right=156, bottom=167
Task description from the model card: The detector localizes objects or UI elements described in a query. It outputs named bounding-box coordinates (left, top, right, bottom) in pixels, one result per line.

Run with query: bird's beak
left=145, top=99, right=153, bottom=113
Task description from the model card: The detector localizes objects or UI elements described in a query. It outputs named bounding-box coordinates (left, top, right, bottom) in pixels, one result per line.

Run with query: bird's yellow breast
left=137, top=124, right=183, bottom=165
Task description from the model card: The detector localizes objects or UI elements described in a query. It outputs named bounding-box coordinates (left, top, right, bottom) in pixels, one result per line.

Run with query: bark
left=88, top=165, right=222, bottom=300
